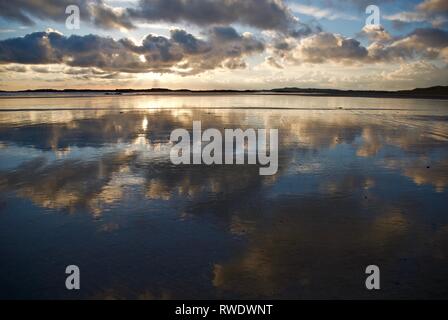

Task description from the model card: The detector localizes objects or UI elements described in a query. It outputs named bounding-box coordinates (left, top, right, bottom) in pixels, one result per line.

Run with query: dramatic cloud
left=0, top=0, right=134, bottom=30
left=128, top=0, right=297, bottom=32
left=0, top=0, right=322, bottom=54
left=293, top=32, right=368, bottom=64
left=268, top=27, right=448, bottom=66
left=0, top=1, right=447, bottom=90
left=0, top=0, right=301, bottom=32
left=385, top=0, right=448, bottom=27
left=1, top=26, right=447, bottom=76
left=368, top=28, right=448, bottom=62
left=269, top=32, right=368, bottom=65
left=0, top=28, right=264, bottom=75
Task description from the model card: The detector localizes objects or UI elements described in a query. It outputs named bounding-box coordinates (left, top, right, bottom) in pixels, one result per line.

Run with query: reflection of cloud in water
left=383, top=158, right=448, bottom=192
left=1, top=108, right=448, bottom=214
left=1, top=98, right=448, bottom=298
left=0, top=152, right=137, bottom=216
left=357, top=127, right=383, bottom=157
left=403, top=160, right=448, bottom=193
left=210, top=197, right=415, bottom=298
left=319, top=175, right=376, bottom=195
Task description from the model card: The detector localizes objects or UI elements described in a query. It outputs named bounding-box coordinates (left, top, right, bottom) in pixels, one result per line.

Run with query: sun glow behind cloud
left=0, top=0, right=447, bottom=90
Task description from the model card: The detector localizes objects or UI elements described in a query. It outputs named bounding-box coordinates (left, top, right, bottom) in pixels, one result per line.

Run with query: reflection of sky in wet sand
left=0, top=95, right=448, bottom=299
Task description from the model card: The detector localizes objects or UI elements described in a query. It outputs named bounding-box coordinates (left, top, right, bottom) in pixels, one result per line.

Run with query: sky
left=0, top=0, right=447, bottom=91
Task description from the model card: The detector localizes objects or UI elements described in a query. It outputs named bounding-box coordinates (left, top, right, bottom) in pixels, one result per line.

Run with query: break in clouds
left=0, top=0, right=447, bottom=82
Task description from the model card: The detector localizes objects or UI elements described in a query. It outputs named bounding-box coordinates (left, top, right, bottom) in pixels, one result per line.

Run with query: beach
left=0, top=94, right=447, bottom=298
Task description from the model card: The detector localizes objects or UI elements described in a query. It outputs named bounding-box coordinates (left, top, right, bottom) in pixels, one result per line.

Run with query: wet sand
left=0, top=94, right=448, bottom=299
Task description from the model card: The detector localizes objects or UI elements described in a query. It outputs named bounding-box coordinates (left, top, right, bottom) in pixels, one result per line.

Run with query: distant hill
left=402, top=86, right=448, bottom=96
left=1, top=86, right=447, bottom=99
left=270, top=86, right=448, bottom=99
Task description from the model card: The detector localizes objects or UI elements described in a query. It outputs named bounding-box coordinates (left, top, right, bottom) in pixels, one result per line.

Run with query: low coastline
left=1, top=85, right=447, bottom=100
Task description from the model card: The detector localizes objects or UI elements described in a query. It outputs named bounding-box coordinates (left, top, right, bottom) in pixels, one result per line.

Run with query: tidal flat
left=0, top=94, right=447, bottom=299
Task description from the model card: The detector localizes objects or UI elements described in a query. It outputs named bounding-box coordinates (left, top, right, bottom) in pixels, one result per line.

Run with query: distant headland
left=1, top=86, right=447, bottom=100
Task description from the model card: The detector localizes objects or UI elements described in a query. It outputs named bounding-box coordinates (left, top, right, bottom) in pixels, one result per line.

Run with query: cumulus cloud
left=295, top=33, right=368, bottom=64
left=358, top=25, right=392, bottom=43
left=2, top=27, right=447, bottom=74
left=0, top=0, right=135, bottom=30
left=0, top=28, right=264, bottom=75
left=268, top=27, right=448, bottom=67
left=271, top=32, right=368, bottom=65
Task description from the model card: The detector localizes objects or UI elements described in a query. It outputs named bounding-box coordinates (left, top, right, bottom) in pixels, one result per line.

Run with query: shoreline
left=1, top=90, right=448, bottom=101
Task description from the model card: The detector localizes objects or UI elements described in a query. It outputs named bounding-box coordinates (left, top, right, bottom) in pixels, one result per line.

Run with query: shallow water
left=0, top=94, right=448, bottom=299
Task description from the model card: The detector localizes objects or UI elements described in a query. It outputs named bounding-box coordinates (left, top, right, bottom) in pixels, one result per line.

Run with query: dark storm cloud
left=128, top=0, right=297, bottom=31
left=0, top=28, right=264, bottom=75
left=0, top=0, right=134, bottom=30
left=0, top=32, right=62, bottom=64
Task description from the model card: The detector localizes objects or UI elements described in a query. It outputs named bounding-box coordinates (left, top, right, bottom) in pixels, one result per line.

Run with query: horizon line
left=1, top=85, right=447, bottom=94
